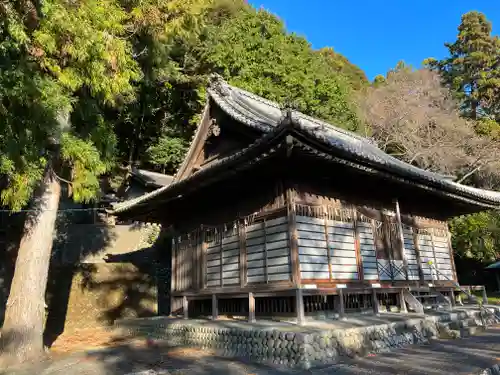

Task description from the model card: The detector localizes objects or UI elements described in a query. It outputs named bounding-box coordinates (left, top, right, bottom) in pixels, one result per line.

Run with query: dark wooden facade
left=111, top=75, right=500, bottom=320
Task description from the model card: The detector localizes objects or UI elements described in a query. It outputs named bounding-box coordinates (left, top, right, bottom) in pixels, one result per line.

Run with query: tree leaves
left=60, top=133, right=107, bottom=203
left=0, top=0, right=141, bottom=210
left=450, top=212, right=500, bottom=262
left=145, top=137, right=187, bottom=174
left=201, top=8, right=361, bottom=131
left=428, top=11, right=500, bottom=122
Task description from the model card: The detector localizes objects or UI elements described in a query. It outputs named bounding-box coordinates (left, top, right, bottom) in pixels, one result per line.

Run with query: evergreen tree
left=0, top=0, right=139, bottom=364
left=427, top=11, right=500, bottom=122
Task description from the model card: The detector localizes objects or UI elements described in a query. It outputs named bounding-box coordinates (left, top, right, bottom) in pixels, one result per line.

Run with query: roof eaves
left=209, top=77, right=500, bottom=207
left=109, top=118, right=293, bottom=216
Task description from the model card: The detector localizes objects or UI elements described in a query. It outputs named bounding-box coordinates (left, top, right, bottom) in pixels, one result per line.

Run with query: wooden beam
left=323, top=207, right=332, bottom=282
left=372, top=288, right=379, bottom=315
left=412, top=229, right=425, bottom=283
left=394, top=199, right=409, bottom=280
left=353, top=208, right=364, bottom=281
left=201, top=227, right=207, bottom=290
left=449, top=288, right=456, bottom=308
left=429, top=230, right=439, bottom=282
left=399, top=289, right=407, bottom=313
left=248, top=292, right=256, bottom=323
left=446, top=226, right=458, bottom=282
left=239, top=220, right=247, bottom=288
left=172, top=237, right=178, bottom=292
left=183, top=296, right=189, bottom=319
left=211, top=294, right=218, bottom=320
left=263, top=218, right=269, bottom=283
left=287, top=188, right=300, bottom=286
left=295, top=288, right=305, bottom=326
left=338, top=288, right=346, bottom=319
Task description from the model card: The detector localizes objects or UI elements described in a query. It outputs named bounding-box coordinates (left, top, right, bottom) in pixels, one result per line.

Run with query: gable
left=174, top=99, right=262, bottom=182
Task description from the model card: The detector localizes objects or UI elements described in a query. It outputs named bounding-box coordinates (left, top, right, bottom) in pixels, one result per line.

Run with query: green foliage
left=202, top=8, right=361, bottom=131
left=60, top=133, right=107, bottom=203
left=316, top=47, right=369, bottom=91
left=0, top=0, right=141, bottom=211
left=372, top=75, right=386, bottom=87
left=427, top=11, right=500, bottom=262
left=428, top=11, right=500, bottom=122
left=449, top=212, right=500, bottom=262
left=33, top=0, right=141, bottom=103
left=145, top=137, right=187, bottom=174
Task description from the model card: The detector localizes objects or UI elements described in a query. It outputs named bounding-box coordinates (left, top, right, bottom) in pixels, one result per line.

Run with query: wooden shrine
left=110, top=74, right=500, bottom=322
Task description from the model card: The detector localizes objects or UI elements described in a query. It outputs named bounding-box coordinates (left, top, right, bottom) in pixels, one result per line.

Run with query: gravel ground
left=3, top=327, right=500, bottom=375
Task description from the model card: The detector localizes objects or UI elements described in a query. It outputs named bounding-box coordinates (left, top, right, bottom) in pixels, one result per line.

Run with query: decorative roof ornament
left=210, top=118, right=221, bottom=137
left=209, top=73, right=231, bottom=97
left=280, top=99, right=297, bottom=126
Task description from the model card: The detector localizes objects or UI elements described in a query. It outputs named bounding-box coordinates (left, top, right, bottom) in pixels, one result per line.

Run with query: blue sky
left=248, top=1, right=500, bottom=81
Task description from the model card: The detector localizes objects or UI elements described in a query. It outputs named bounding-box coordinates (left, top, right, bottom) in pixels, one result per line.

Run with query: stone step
left=448, top=318, right=479, bottom=330
left=438, top=319, right=487, bottom=339
left=460, top=325, right=486, bottom=338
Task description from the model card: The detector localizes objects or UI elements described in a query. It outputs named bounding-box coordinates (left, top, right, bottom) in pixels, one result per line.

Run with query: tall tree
left=427, top=11, right=500, bottom=122
left=0, top=0, right=139, bottom=365
left=201, top=7, right=361, bottom=131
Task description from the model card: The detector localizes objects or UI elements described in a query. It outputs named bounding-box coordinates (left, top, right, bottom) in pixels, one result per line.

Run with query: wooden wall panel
left=297, top=216, right=329, bottom=280
left=205, top=225, right=241, bottom=288
left=328, top=220, right=358, bottom=280
left=416, top=230, right=436, bottom=280
left=245, top=216, right=291, bottom=284
left=174, top=235, right=195, bottom=291
left=296, top=216, right=359, bottom=281
left=402, top=226, right=420, bottom=281
left=432, top=229, right=455, bottom=281
left=357, top=221, right=378, bottom=281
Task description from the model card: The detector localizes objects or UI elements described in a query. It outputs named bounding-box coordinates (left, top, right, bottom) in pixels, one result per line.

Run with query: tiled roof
left=131, top=168, right=174, bottom=188
left=110, top=75, right=500, bottom=216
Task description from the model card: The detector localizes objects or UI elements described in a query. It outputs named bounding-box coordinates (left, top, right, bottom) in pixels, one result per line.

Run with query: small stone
left=318, top=338, right=327, bottom=349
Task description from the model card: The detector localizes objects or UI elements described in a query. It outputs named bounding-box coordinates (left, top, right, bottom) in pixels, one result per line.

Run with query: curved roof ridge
left=208, top=76, right=500, bottom=205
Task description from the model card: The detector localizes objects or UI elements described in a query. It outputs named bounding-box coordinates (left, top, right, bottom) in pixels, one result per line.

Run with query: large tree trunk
left=0, top=168, right=61, bottom=366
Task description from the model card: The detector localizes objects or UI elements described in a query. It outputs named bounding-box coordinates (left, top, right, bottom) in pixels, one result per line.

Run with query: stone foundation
left=114, top=307, right=500, bottom=370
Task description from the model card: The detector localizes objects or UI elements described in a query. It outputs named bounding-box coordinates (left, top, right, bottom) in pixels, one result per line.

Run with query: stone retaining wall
left=480, top=364, right=500, bottom=375
left=114, top=308, right=500, bottom=370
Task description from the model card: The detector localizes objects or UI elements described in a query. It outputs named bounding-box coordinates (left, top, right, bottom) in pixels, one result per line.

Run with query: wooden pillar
left=295, top=288, right=305, bottom=326
left=412, top=229, right=425, bottom=284
left=353, top=208, right=364, bottom=281
left=399, top=289, right=407, bottom=313
left=338, top=288, right=346, bottom=320
left=482, top=287, right=488, bottom=305
left=446, top=225, right=458, bottom=282
left=248, top=292, right=256, bottom=323
left=287, top=188, right=300, bottom=286
left=372, top=288, right=379, bottom=315
left=394, top=199, right=409, bottom=280
left=324, top=209, right=332, bottom=282
left=211, top=294, right=218, bottom=320
left=200, top=226, right=206, bottom=290
left=239, top=220, right=247, bottom=288
left=429, top=230, right=439, bottom=282
left=172, top=237, right=178, bottom=292
left=449, top=288, right=456, bottom=308
left=183, top=295, right=189, bottom=319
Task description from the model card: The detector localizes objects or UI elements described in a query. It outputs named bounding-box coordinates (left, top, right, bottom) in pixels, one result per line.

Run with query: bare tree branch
left=359, top=68, right=500, bottom=188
